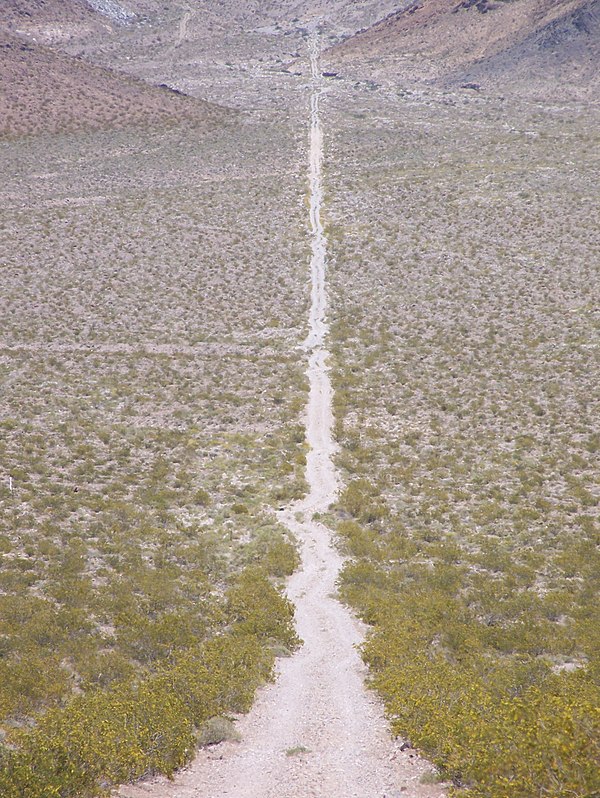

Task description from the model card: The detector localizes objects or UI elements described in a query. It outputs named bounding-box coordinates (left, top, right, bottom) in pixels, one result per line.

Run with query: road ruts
left=120, top=33, right=444, bottom=798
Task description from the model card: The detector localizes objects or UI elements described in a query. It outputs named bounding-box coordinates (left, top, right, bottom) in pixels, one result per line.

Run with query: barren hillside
left=458, top=0, right=600, bottom=98
left=0, top=0, right=232, bottom=137
left=2, top=0, right=104, bottom=38
left=328, top=0, right=600, bottom=98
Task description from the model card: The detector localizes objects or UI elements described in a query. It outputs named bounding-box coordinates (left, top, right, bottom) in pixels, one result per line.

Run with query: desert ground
left=0, top=1, right=598, bottom=797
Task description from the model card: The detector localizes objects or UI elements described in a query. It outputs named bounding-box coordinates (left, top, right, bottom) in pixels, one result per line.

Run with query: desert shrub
left=363, top=614, right=600, bottom=796
left=116, top=610, right=207, bottom=664
left=0, top=90, right=309, bottom=796
left=193, top=488, right=211, bottom=506
left=338, top=524, right=600, bottom=794
left=0, top=627, right=281, bottom=797
left=197, top=716, right=241, bottom=746
left=76, top=650, right=137, bottom=691
left=261, top=537, right=299, bottom=577
left=338, top=519, right=383, bottom=560
left=338, top=479, right=387, bottom=523
left=0, top=656, right=71, bottom=720
left=239, top=529, right=299, bottom=577
left=225, top=568, right=300, bottom=651
left=326, top=68, right=600, bottom=798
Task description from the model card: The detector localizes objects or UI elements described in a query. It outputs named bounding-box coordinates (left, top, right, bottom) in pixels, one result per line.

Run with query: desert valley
left=0, top=1, right=598, bottom=796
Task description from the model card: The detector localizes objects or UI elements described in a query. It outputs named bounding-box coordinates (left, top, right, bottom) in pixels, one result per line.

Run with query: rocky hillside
left=0, top=1, right=228, bottom=137
left=1, top=0, right=108, bottom=43
left=328, top=0, right=600, bottom=98
left=458, top=0, right=600, bottom=98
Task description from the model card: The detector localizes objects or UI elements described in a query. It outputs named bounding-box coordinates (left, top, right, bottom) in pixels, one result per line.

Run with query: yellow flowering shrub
left=0, top=570, right=296, bottom=797
left=345, top=562, right=600, bottom=797
left=225, top=567, right=301, bottom=651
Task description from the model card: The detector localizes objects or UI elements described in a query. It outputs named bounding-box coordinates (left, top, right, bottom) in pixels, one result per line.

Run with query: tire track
left=120, top=34, right=444, bottom=798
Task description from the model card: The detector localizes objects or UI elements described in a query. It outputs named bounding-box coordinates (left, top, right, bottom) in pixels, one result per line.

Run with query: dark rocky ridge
left=455, top=0, right=600, bottom=99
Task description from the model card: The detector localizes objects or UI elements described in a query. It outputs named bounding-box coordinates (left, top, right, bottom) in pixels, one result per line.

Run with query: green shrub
left=0, top=562, right=300, bottom=797
left=225, top=568, right=300, bottom=651
left=0, top=633, right=276, bottom=798
left=364, top=621, right=600, bottom=796
left=197, top=716, right=241, bottom=746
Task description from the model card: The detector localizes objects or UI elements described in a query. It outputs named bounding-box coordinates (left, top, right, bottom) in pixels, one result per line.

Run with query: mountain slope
left=0, top=30, right=227, bottom=137
left=327, top=0, right=600, bottom=97
left=2, top=0, right=107, bottom=43
left=456, top=0, right=600, bottom=99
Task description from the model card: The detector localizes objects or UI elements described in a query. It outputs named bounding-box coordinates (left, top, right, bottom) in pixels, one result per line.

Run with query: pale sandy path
left=176, top=9, right=193, bottom=48
left=164, top=5, right=193, bottom=60
left=119, top=36, right=444, bottom=798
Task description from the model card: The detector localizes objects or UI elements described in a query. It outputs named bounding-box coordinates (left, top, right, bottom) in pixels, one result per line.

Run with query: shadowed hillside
left=457, top=0, right=600, bottom=99
left=328, top=0, right=600, bottom=98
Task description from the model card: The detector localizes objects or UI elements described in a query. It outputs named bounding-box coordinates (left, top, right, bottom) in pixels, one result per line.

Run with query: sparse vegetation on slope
left=0, top=31, right=226, bottom=138
left=327, top=0, right=600, bottom=100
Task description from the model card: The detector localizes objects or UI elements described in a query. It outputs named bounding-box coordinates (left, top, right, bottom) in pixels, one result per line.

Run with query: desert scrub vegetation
left=0, top=573, right=298, bottom=798
left=0, top=29, right=229, bottom=139
left=325, top=83, right=600, bottom=796
left=0, top=106, right=308, bottom=789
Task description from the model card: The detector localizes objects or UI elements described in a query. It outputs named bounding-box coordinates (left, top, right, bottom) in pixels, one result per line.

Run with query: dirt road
left=119, top=36, right=444, bottom=798
left=176, top=8, right=192, bottom=48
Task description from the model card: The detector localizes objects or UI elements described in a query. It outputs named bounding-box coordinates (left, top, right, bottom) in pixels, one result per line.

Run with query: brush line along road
left=121, top=34, right=440, bottom=798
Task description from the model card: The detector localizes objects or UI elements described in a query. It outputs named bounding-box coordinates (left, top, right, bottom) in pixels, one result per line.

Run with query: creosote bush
left=0, top=569, right=296, bottom=798
left=0, top=81, right=308, bottom=793
left=327, top=80, right=600, bottom=797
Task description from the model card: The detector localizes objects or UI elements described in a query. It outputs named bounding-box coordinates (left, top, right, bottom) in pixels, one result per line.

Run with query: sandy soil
left=118, top=36, right=445, bottom=798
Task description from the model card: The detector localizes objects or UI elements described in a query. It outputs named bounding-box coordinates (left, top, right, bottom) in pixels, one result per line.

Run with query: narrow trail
left=165, top=5, right=193, bottom=59
left=176, top=9, right=192, bottom=48
left=121, top=36, right=442, bottom=798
